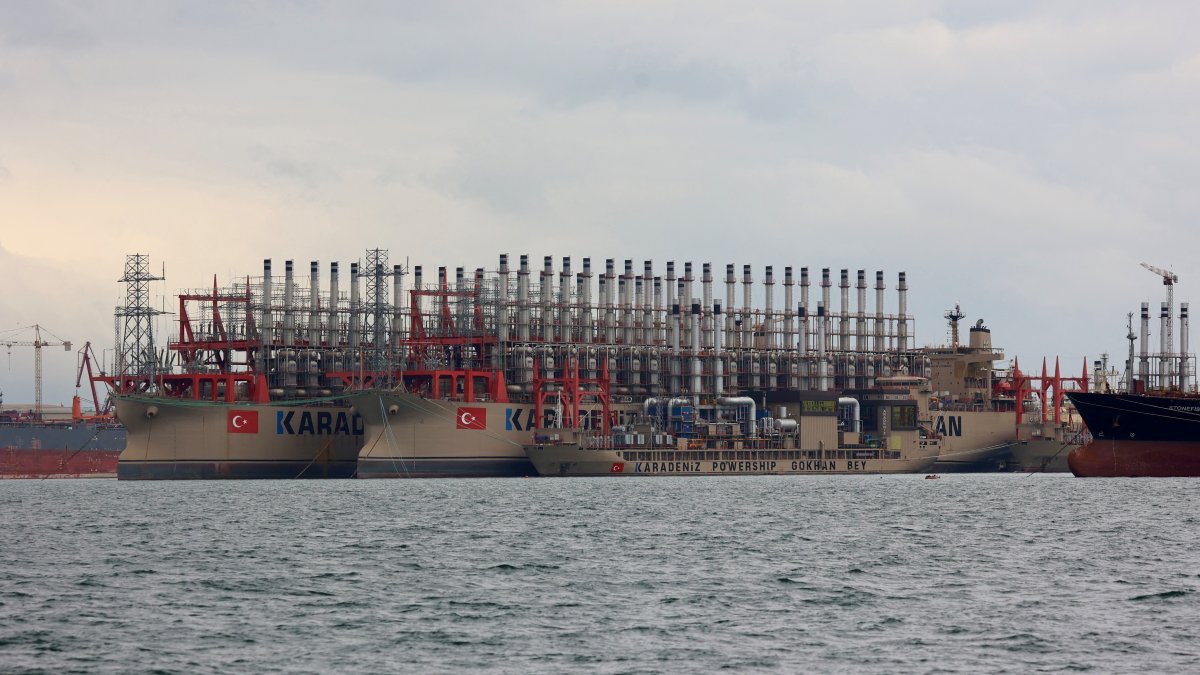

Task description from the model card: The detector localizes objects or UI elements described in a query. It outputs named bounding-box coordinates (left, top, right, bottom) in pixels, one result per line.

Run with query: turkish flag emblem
left=456, top=407, right=487, bottom=430
left=228, top=410, right=259, bottom=434
left=610, top=462, right=625, bottom=473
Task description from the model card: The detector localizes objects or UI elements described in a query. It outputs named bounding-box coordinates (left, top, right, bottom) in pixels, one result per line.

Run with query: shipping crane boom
left=1141, top=262, right=1179, bottom=359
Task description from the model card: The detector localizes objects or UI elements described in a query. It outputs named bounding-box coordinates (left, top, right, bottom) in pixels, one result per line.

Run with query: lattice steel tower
left=115, top=254, right=165, bottom=378
left=363, top=248, right=390, bottom=372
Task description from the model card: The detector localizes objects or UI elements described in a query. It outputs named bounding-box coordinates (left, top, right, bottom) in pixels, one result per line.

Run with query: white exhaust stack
left=329, top=261, right=340, bottom=346
left=836, top=269, right=847, bottom=352
left=560, top=257, right=572, bottom=342
left=856, top=270, right=867, bottom=352
left=283, top=260, right=295, bottom=345
left=604, top=259, right=616, bottom=344
left=1161, top=302, right=1170, bottom=386
left=261, top=259, right=273, bottom=358
left=541, top=256, right=554, bottom=342
left=309, top=261, right=321, bottom=346
left=874, top=271, right=886, bottom=352
left=498, top=255, right=510, bottom=344
left=517, top=255, right=530, bottom=342
left=714, top=301, right=724, bottom=396
left=783, top=267, right=795, bottom=352
left=725, top=264, right=737, bottom=345
left=349, top=262, right=360, bottom=348
left=742, top=264, right=753, bottom=351
left=764, top=266, right=775, bottom=349
left=581, top=258, right=593, bottom=343
left=392, top=264, right=404, bottom=353
left=691, top=303, right=702, bottom=403
left=1139, top=302, right=1149, bottom=385
left=702, top=263, right=713, bottom=349
left=1181, top=303, right=1190, bottom=391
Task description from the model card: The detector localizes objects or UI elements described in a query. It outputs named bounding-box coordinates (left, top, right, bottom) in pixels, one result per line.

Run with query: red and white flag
left=610, top=462, right=625, bottom=473
left=456, top=407, right=487, bottom=430
left=227, top=410, right=259, bottom=434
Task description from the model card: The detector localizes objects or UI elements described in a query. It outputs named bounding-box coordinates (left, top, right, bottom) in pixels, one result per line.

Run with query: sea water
left=1, top=474, right=1198, bottom=673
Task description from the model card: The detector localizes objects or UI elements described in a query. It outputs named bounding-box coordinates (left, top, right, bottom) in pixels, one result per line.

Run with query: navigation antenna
left=944, top=303, right=965, bottom=347
left=1126, top=311, right=1136, bottom=393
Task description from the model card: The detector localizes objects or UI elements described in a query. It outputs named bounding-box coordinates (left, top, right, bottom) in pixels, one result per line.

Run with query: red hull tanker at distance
left=1066, top=392, right=1200, bottom=477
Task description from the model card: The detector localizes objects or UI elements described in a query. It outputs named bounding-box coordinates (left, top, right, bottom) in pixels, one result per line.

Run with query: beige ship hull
left=930, top=410, right=1017, bottom=471
left=116, top=396, right=362, bottom=479
left=526, top=441, right=940, bottom=477
left=352, top=391, right=537, bottom=478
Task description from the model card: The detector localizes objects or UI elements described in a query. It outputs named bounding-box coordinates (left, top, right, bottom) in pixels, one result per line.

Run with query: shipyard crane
left=1141, top=262, right=1179, bottom=360
left=1, top=324, right=72, bottom=421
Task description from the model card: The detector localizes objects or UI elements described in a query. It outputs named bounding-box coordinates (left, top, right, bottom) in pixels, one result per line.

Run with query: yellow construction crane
left=1, top=324, right=71, bottom=420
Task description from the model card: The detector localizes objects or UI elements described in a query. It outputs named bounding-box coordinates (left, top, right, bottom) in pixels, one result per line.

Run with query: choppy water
left=2, top=475, right=1199, bottom=673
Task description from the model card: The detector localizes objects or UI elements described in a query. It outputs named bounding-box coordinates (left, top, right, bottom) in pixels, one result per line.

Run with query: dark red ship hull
left=1066, top=391, right=1200, bottom=477
left=0, top=448, right=119, bottom=478
left=1068, top=439, right=1200, bottom=477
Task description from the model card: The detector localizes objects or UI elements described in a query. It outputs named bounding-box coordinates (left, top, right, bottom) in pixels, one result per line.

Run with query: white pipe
left=718, top=396, right=757, bottom=435
left=838, top=396, right=861, bottom=433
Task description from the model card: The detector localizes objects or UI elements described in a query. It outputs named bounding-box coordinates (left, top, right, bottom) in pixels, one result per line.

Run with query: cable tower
left=115, top=254, right=165, bottom=380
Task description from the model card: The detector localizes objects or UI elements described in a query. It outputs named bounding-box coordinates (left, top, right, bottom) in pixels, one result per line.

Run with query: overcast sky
left=2, top=1, right=1199, bottom=406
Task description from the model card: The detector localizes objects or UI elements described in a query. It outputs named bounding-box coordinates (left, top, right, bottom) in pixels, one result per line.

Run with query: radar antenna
left=944, top=302, right=965, bottom=347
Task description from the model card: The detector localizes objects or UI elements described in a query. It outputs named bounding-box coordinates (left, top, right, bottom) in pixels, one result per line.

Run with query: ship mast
left=1126, top=312, right=1136, bottom=393
left=945, top=303, right=965, bottom=348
